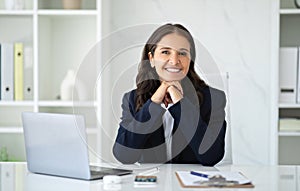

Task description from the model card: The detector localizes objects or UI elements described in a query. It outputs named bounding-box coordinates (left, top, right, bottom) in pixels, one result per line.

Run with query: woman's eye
left=161, top=50, right=169, bottom=54
left=179, top=52, right=187, bottom=56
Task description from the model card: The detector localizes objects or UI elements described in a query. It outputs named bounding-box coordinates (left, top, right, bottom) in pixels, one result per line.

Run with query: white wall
left=101, top=0, right=274, bottom=164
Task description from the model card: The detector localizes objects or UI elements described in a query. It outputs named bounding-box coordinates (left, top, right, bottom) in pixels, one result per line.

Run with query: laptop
left=22, top=112, right=132, bottom=180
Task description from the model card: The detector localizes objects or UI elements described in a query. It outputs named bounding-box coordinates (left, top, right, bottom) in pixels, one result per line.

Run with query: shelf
left=0, top=101, right=34, bottom=107
left=0, top=10, right=98, bottom=16
left=0, top=127, right=23, bottom=133
left=0, top=10, right=34, bottom=15
left=279, top=103, right=300, bottom=108
left=38, top=101, right=96, bottom=107
left=0, top=127, right=97, bottom=134
left=280, top=9, right=300, bottom=14
left=37, top=10, right=97, bottom=16
left=279, top=131, right=300, bottom=136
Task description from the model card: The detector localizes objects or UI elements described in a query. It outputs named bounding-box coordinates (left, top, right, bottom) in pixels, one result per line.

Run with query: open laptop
left=22, top=112, right=132, bottom=180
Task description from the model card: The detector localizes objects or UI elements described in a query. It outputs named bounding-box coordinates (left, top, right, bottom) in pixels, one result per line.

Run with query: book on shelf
left=1, top=43, right=14, bottom=101
left=14, top=43, right=24, bottom=101
left=279, top=118, right=300, bottom=132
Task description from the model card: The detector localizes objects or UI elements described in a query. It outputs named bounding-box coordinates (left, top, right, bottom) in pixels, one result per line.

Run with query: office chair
left=201, top=72, right=233, bottom=165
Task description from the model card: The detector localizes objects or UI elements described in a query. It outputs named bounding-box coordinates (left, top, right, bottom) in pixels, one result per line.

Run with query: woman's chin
left=162, top=75, right=185, bottom=82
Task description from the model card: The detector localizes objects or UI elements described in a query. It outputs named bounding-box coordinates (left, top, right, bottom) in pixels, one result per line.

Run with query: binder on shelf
left=297, top=46, right=300, bottom=103
left=1, top=43, right=14, bottom=101
left=23, top=46, right=33, bottom=100
left=0, top=164, right=15, bottom=191
left=0, top=44, right=1, bottom=100
left=279, top=47, right=298, bottom=103
left=14, top=43, right=24, bottom=101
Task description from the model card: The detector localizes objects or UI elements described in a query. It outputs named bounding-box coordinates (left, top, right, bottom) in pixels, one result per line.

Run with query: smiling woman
left=112, top=23, right=227, bottom=166
left=148, top=33, right=191, bottom=82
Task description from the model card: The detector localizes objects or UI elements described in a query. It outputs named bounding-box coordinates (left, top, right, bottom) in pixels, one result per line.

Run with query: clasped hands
left=151, top=81, right=184, bottom=107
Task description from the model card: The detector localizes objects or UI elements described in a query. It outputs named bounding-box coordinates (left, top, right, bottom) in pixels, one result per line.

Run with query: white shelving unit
left=280, top=9, right=300, bottom=14
left=274, top=0, right=300, bottom=165
left=0, top=0, right=101, bottom=162
left=279, top=103, right=300, bottom=108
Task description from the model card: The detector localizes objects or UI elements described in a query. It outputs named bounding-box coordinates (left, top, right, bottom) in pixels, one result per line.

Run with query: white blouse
left=161, top=104, right=174, bottom=161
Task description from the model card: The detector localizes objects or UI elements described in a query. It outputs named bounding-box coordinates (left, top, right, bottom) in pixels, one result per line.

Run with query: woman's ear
left=148, top=52, right=155, bottom=68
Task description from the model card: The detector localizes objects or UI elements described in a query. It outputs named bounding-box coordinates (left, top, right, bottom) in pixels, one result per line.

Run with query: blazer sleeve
left=113, top=91, right=165, bottom=164
left=168, top=87, right=227, bottom=166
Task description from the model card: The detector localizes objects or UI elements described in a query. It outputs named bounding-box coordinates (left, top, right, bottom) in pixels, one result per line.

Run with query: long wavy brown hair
left=135, top=23, right=207, bottom=111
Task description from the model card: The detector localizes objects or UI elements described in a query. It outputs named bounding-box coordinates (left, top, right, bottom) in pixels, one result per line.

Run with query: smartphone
left=134, top=175, right=157, bottom=185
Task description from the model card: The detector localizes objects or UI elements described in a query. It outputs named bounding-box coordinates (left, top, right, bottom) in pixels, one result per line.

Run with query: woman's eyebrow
left=179, top=48, right=189, bottom=52
left=159, top=47, right=172, bottom=50
left=159, top=47, right=189, bottom=52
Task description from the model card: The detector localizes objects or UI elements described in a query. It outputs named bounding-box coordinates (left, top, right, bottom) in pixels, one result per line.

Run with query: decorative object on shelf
left=60, top=70, right=88, bottom=101
left=60, top=70, right=76, bottom=101
left=0, top=147, right=9, bottom=161
left=62, top=0, right=82, bottom=9
left=75, top=76, right=88, bottom=101
left=295, top=0, right=300, bottom=8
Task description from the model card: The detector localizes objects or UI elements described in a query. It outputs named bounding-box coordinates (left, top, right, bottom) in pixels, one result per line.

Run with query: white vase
left=60, top=70, right=88, bottom=101
left=75, top=78, right=88, bottom=101
left=60, top=70, right=75, bottom=101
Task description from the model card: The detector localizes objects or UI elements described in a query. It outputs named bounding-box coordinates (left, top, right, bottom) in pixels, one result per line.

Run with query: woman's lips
left=165, top=68, right=181, bottom=73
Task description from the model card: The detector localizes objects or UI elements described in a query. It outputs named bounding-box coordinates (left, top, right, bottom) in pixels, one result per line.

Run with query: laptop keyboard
left=90, top=170, right=110, bottom=176
left=89, top=165, right=132, bottom=177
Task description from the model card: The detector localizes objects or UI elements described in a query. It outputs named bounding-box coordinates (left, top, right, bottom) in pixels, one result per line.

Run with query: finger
left=167, top=81, right=183, bottom=95
left=166, top=86, right=183, bottom=104
left=151, top=82, right=172, bottom=104
left=167, top=85, right=183, bottom=97
left=173, top=81, right=183, bottom=94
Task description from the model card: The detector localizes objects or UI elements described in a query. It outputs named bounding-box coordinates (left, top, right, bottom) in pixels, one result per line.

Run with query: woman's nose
left=169, top=53, right=179, bottom=65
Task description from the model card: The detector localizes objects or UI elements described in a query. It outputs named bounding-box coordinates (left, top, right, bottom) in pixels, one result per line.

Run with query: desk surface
left=0, top=162, right=298, bottom=191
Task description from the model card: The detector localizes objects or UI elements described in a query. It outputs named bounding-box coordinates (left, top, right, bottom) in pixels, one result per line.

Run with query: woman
left=113, top=23, right=226, bottom=166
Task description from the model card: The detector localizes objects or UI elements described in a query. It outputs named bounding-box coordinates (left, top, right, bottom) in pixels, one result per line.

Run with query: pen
left=138, top=167, right=160, bottom=175
left=190, top=171, right=209, bottom=179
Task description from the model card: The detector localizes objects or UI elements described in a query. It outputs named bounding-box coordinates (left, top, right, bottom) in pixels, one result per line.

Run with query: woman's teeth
left=165, top=68, right=181, bottom=73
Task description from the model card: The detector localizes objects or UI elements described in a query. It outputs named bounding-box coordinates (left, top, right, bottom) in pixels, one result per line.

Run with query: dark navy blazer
left=113, top=82, right=226, bottom=166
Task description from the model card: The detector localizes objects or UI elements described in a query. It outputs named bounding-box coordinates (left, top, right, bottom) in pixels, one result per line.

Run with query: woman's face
left=148, top=33, right=191, bottom=82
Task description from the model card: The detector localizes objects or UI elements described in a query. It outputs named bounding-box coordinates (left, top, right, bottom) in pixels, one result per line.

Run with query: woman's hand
left=151, top=81, right=169, bottom=104
left=151, top=81, right=183, bottom=106
left=166, top=81, right=183, bottom=104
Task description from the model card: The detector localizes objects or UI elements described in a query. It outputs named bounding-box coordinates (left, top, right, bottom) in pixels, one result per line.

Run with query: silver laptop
left=22, top=112, right=132, bottom=180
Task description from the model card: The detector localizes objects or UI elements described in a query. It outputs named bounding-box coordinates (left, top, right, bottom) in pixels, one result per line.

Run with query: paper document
left=176, top=171, right=251, bottom=186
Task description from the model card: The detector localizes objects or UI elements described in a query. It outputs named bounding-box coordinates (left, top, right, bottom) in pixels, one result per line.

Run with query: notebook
left=22, top=112, right=132, bottom=180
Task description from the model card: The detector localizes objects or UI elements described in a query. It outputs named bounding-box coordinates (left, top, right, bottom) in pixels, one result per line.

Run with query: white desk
left=0, top=162, right=298, bottom=191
